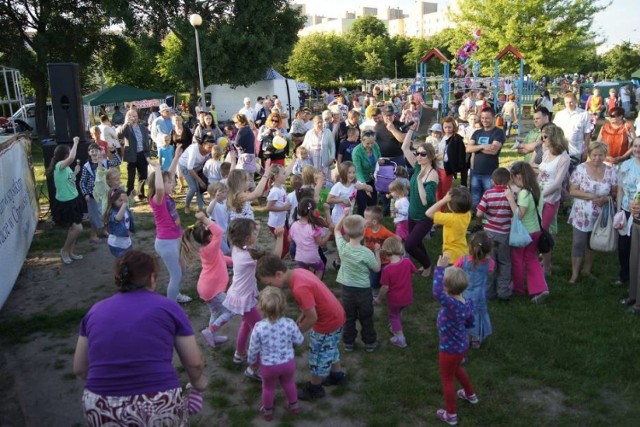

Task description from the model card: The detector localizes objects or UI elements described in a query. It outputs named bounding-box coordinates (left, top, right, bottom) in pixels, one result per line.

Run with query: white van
left=9, top=102, right=55, bottom=135
left=205, top=72, right=300, bottom=128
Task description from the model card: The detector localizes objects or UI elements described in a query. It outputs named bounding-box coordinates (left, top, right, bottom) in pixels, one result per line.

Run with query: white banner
left=0, top=134, right=38, bottom=310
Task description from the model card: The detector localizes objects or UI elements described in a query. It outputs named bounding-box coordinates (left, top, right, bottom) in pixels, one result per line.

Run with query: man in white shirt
left=150, top=103, right=174, bottom=149
left=553, top=92, right=590, bottom=162
left=239, top=97, right=256, bottom=123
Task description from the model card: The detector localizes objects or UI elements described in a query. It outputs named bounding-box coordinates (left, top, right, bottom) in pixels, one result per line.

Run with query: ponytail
left=180, top=227, right=198, bottom=270
left=469, top=231, right=492, bottom=267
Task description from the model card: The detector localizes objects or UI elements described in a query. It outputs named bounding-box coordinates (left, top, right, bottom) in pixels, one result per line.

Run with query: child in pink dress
left=180, top=211, right=234, bottom=348
left=223, top=218, right=284, bottom=380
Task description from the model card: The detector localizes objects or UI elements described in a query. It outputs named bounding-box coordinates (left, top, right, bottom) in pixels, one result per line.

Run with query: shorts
left=52, top=196, right=84, bottom=227
left=308, top=327, right=343, bottom=378
left=82, top=387, right=188, bottom=427
left=296, top=260, right=325, bottom=273
left=109, top=245, right=131, bottom=258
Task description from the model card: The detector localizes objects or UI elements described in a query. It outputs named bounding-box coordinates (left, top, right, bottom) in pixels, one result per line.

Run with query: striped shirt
left=336, top=235, right=378, bottom=288
left=477, top=186, right=512, bottom=234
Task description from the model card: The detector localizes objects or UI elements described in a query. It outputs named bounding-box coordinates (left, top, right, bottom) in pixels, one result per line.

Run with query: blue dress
left=460, top=256, right=493, bottom=341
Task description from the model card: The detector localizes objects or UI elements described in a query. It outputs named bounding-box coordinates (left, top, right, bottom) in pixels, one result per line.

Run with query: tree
left=450, top=0, right=608, bottom=78
left=348, top=16, right=393, bottom=79
left=125, top=0, right=305, bottom=109
left=601, top=42, right=640, bottom=80
left=0, top=0, right=128, bottom=137
left=391, top=36, right=414, bottom=78
left=101, top=34, right=170, bottom=92
left=286, top=34, right=352, bottom=87
left=349, top=15, right=389, bottom=42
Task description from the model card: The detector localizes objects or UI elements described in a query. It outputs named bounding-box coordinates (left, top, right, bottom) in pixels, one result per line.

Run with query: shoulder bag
left=590, top=197, right=618, bottom=252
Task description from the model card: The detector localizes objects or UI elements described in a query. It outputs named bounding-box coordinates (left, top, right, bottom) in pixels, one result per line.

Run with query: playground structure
left=416, top=45, right=534, bottom=136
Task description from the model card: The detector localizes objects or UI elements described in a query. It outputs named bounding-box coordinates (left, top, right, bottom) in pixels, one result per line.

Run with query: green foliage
left=450, top=0, right=608, bottom=78
left=0, top=0, right=128, bottom=136
left=286, top=33, right=353, bottom=87
left=101, top=34, right=171, bottom=92
left=349, top=15, right=389, bottom=42
left=601, top=42, right=640, bottom=80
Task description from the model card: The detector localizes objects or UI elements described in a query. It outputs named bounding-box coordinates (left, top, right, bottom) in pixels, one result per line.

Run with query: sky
left=293, top=0, right=638, bottom=51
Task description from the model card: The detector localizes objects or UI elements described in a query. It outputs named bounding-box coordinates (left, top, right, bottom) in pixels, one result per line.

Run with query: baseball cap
left=159, top=103, right=171, bottom=112
left=430, top=123, right=443, bottom=133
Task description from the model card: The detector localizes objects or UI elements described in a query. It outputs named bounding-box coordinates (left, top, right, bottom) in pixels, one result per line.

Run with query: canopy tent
left=632, top=68, right=640, bottom=79
left=83, top=84, right=166, bottom=106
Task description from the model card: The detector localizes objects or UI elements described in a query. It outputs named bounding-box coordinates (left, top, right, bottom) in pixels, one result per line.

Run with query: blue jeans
left=180, top=165, right=204, bottom=210
left=471, top=173, right=493, bottom=212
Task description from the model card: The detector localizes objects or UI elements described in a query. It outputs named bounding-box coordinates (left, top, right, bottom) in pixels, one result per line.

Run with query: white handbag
left=590, top=197, right=618, bottom=252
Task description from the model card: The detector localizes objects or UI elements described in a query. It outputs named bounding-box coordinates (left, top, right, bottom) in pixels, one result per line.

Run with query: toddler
left=247, top=287, right=304, bottom=421
left=206, top=182, right=231, bottom=255
left=335, top=213, right=381, bottom=352
left=292, top=146, right=313, bottom=176
left=256, top=254, right=347, bottom=401
left=454, top=231, right=493, bottom=349
left=105, top=188, right=135, bottom=258
left=266, top=165, right=292, bottom=258
left=327, top=161, right=358, bottom=224
left=158, top=134, right=174, bottom=172
left=374, top=237, right=416, bottom=348
left=363, top=205, right=397, bottom=296
left=181, top=212, right=234, bottom=348
left=433, top=253, right=478, bottom=426
left=389, top=179, right=410, bottom=241
left=286, top=174, right=303, bottom=226
left=427, top=187, right=472, bottom=264
left=288, top=197, right=332, bottom=278
left=219, top=162, right=232, bottom=186
left=203, top=144, right=224, bottom=184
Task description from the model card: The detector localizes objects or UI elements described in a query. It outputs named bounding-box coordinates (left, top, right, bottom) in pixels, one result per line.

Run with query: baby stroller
left=374, top=159, right=397, bottom=194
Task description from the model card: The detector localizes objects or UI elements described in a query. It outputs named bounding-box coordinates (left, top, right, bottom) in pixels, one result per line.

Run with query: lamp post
left=189, top=13, right=206, bottom=111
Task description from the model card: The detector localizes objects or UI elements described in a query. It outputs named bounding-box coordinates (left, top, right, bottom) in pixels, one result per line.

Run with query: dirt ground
left=0, top=209, right=366, bottom=427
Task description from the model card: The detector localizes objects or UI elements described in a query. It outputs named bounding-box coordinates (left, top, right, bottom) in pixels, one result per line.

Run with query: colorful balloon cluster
left=451, top=28, right=482, bottom=78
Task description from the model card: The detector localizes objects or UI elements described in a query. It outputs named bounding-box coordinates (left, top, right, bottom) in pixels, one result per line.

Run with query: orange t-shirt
left=601, top=122, right=633, bottom=158
left=364, top=226, right=397, bottom=264
left=289, top=269, right=345, bottom=334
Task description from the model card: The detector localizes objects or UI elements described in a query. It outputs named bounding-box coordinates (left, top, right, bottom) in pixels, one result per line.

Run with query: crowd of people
left=49, top=87, right=640, bottom=425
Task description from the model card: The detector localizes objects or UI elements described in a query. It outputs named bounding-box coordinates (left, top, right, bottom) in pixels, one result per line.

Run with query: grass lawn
left=18, top=134, right=640, bottom=426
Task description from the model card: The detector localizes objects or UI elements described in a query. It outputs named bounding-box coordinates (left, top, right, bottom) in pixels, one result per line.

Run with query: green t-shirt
left=335, top=235, right=378, bottom=288
left=409, top=164, right=437, bottom=221
left=54, top=161, right=79, bottom=202
left=517, top=189, right=542, bottom=233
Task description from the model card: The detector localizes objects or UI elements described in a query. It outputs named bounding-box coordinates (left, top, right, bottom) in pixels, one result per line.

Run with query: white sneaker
left=531, top=291, right=549, bottom=304
left=176, top=293, right=193, bottom=303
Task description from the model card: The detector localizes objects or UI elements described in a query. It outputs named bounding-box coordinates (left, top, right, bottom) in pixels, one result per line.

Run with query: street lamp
left=189, top=13, right=206, bottom=111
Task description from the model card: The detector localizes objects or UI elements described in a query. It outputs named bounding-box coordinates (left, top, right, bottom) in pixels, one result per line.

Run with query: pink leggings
left=236, top=306, right=261, bottom=355
left=261, top=359, right=298, bottom=410
left=542, top=201, right=559, bottom=230
left=388, top=305, right=407, bottom=333
left=439, top=351, right=475, bottom=414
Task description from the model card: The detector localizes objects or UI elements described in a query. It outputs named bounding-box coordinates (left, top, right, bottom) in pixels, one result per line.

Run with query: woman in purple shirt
left=73, top=250, right=207, bottom=426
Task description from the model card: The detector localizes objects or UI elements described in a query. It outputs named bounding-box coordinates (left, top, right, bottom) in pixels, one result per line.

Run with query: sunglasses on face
left=416, top=151, right=429, bottom=157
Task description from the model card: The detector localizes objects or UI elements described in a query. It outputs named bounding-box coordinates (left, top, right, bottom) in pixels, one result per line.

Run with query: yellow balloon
left=272, top=135, right=287, bottom=150
left=216, top=137, right=228, bottom=149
